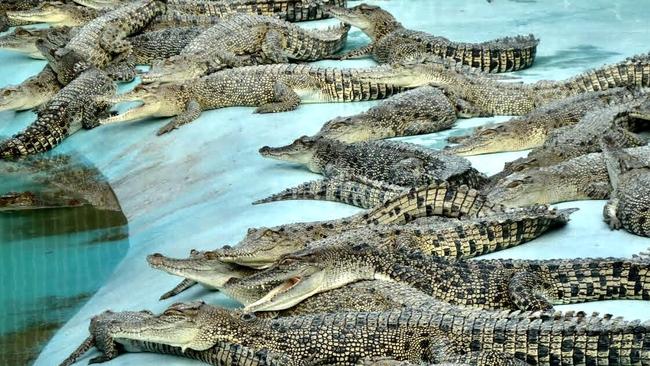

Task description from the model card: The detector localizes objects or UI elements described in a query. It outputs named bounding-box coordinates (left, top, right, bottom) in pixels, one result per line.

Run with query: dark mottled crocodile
left=311, top=85, right=457, bottom=143
left=6, top=2, right=100, bottom=27
left=220, top=183, right=504, bottom=269
left=141, top=14, right=350, bottom=84
left=0, top=65, right=63, bottom=112
left=65, top=300, right=650, bottom=366
left=503, top=98, right=650, bottom=175
left=0, top=26, right=73, bottom=59
left=446, top=87, right=647, bottom=156
left=0, top=67, right=115, bottom=159
left=257, top=138, right=486, bottom=208
left=44, top=0, right=167, bottom=84
left=235, top=239, right=650, bottom=312
left=326, top=3, right=538, bottom=73
left=601, top=136, right=650, bottom=237
left=150, top=205, right=575, bottom=301
left=486, top=146, right=650, bottom=208
left=100, top=63, right=427, bottom=135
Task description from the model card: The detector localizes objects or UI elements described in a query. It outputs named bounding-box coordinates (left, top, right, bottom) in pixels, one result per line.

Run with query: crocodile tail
left=253, top=178, right=406, bottom=209
left=0, top=109, right=71, bottom=160
left=564, top=52, right=650, bottom=92
left=58, top=335, right=95, bottom=366
left=449, top=34, right=539, bottom=73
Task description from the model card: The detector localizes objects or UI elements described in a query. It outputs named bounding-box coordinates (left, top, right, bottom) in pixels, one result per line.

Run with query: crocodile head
left=0, top=27, right=45, bottom=58
left=7, top=2, right=89, bottom=26
left=99, top=82, right=189, bottom=124
left=258, top=135, right=320, bottom=166
left=234, top=243, right=378, bottom=312
left=316, top=114, right=389, bottom=142
left=325, top=3, right=401, bottom=40
left=147, top=250, right=255, bottom=290
left=141, top=55, right=210, bottom=84
left=0, top=85, right=38, bottom=112
left=109, top=302, right=248, bottom=351
left=446, top=124, right=534, bottom=156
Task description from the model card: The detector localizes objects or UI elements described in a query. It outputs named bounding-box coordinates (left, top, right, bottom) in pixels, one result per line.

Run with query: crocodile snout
left=147, top=253, right=165, bottom=267
left=259, top=146, right=271, bottom=154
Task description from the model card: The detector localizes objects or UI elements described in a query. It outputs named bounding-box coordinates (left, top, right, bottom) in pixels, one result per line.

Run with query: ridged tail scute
left=449, top=34, right=539, bottom=73
left=253, top=178, right=406, bottom=209
left=0, top=106, right=70, bottom=160
left=565, top=52, right=650, bottom=92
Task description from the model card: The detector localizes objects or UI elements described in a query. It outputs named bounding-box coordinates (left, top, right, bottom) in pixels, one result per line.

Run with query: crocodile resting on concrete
left=64, top=300, right=650, bottom=366
left=150, top=205, right=575, bottom=300
left=446, top=87, right=647, bottom=156
left=141, top=14, right=350, bottom=84
left=257, top=138, right=486, bottom=208
left=0, top=65, right=63, bottom=113
left=6, top=2, right=101, bottom=27
left=99, top=63, right=427, bottom=135
left=601, top=137, right=650, bottom=237
left=0, top=26, right=73, bottom=59
left=309, top=85, right=457, bottom=143
left=234, top=239, right=650, bottom=312
left=327, top=3, right=539, bottom=73
left=486, top=146, right=650, bottom=208
left=0, top=67, right=115, bottom=159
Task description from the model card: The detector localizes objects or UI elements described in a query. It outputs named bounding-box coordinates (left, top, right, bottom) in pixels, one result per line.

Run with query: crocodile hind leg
left=327, top=44, right=374, bottom=60
left=508, top=271, right=554, bottom=311
left=261, top=28, right=290, bottom=64
left=255, top=75, right=318, bottom=114
left=157, top=99, right=202, bottom=135
left=603, top=198, right=622, bottom=230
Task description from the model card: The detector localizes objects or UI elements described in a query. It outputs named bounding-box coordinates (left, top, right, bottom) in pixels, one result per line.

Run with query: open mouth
left=243, top=276, right=302, bottom=311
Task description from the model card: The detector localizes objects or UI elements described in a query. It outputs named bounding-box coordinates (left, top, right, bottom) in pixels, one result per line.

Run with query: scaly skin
left=100, top=63, right=423, bottom=135
left=0, top=65, right=63, bottom=112
left=129, top=26, right=203, bottom=64
left=0, top=0, right=55, bottom=30
left=47, top=0, right=167, bottom=84
left=312, top=85, right=457, bottom=143
left=151, top=205, right=575, bottom=301
left=75, top=301, right=650, bottom=365
left=0, top=26, right=72, bottom=59
left=326, top=4, right=538, bottom=73
left=219, top=183, right=504, bottom=268
left=6, top=2, right=100, bottom=26
left=601, top=137, right=650, bottom=237
left=485, top=145, right=650, bottom=208
left=141, top=14, right=350, bottom=84
left=257, top=138, right=486, bottom=208
left=447, top=87, right=646, bottom=156
left=234, top=240, right=650, bottom=313
left=0, top=68, right=115, bottom=159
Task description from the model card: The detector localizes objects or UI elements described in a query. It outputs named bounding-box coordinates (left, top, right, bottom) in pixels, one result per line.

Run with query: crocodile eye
left=479, top=129, right=497, bottom=137
left=506, top=180, right=523, bottom=189
left=240, top=313, right=256, bottom=322
left=279, top=258, right=296, bottom=266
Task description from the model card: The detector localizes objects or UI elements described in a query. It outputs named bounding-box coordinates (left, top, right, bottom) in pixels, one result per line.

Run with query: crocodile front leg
left=261, top=28, right=290, bottom=64
left=157, top=99, right=202, bottom=135
left=255, top=76, right=314, bottom=114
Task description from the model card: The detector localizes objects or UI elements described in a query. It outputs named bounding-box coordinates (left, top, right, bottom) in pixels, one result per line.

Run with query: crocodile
left=0, top=0, right=54, bottom=31
left=6, top=2, right=101, bottom=27
left=219, top=183, right=504, bottom=269
left=43, top=0, right=167, bottom=85
left=601, top=136, right=650, bottom=237
left=66, top=300, right=650, bottom=366
left=326, top=3, right=539, bottom=73
left=0, top=26, right=73, bottom=59
left=129, top=26, right=203, bottom=64
left=150, top=205, right=575, bottom=300
left=141, top=14, right=350, bottom=84
left=502, top=98, right=650, bottom=175
left=234, top=240, right=650, bottom=313
left=256, top=138, right=486, bottom=208
left=446, top=87, right=647, bottom=156
left=0, top=65, right=63, bottom=112
left=0, top=67, right=115, bottom=159
left=99, top=63, right=429, bottom=135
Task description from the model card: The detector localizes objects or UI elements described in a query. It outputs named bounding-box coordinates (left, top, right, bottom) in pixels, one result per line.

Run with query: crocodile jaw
left=325, top=7, right=373, bottom=36
left=0, top=86, right=42, bottom=112
left=111, top=320, right=202, bottom=352
left=72, top=0, right=124, bottom=9
left=147, top=253, right=244, bottom=288
left=141, top=59, right=207, bottom=84
left=258, top=142, right=317, bottom=166
left=6, top=8, right=68, bottom=25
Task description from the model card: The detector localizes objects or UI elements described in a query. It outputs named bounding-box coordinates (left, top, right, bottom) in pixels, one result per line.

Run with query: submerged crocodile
left=601, top=137, right=650, bottom=237
left=0, top=65, right=63, bottom=112
left=150, top=205, right=575, bottom=300
left=43, top=0, right=167, bottom=84
left=65, top=300, right=650, bottom=366
left=0, top=26, right=73, bottom=59
left=99, top=63, right=427, bottom=135
left=257, top=138, right=486, bottom=208
left=6, top=2, right=100, bottom=27
left=234, top=240, right=650, bottom=312
left=0, top=67, right=115, bottom=159
left=310, top=85, right=457, bottom=143
left=447, top=87, right=646, bottom=156
left=327, top=3, right=539, bottom=72
left=485, top=146, right=650, bottom=208
left=141, top=14, right=350, bottom=84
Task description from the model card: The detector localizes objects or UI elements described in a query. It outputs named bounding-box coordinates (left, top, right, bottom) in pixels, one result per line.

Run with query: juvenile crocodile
left=141, top=14, right=349, bottom=84
left=0, top=26, right=73, bottom=59
left=69, top=300, right=650, bottom=366
left=601, top=137, right=650, bottom=237
left=45, top=0, right=167, bottom=84
left=446, top=87, right=646, bottom=156
left=150, top=205, right=575, bottom=300
left=326, top=3, right=539, bottom=73
left=310, top=85, right=457, bottom=143
left=219, top=183, right=504, bottom=268
left=485, top=146, right=650, bottom=208
left=99, top=63, right=424, bottom=135
left=6, top=2, right=101, bottom=27
left=235, top=241, right=650, bottom=312
left=0, top=65, right=63, bottom=112
left=0, top=67, right=115, bottom=159
left=257, top=138, right=486, bottom=208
